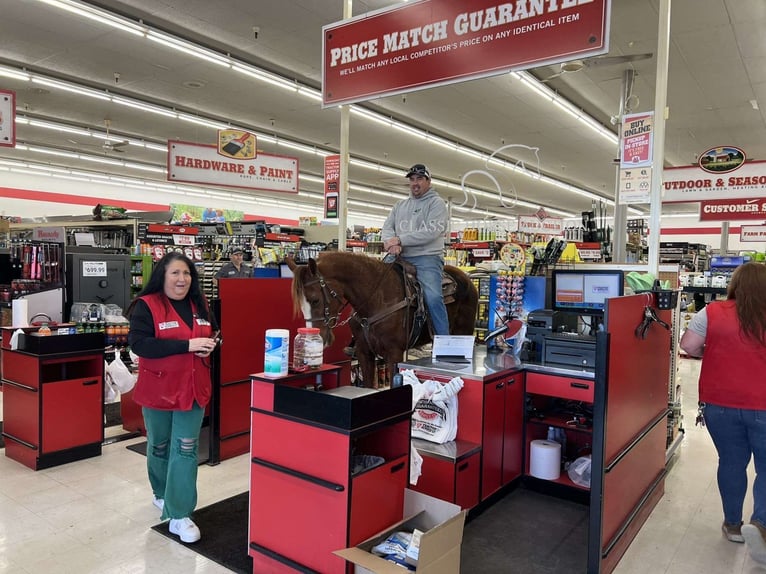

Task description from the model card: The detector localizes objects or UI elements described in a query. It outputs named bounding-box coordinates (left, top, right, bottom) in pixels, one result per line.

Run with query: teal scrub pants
left=142, top=402, right=204, bottom=520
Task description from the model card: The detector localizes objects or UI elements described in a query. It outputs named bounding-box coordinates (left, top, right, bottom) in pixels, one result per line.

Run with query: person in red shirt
left=128, top=252, right=219, bottom=544
left=680, top=262, right=766, bottom=560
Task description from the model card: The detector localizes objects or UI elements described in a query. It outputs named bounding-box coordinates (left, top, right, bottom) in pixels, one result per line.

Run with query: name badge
left=196, top=318, right=211, bottom=326
left=159, top=321, right=179, bottom=330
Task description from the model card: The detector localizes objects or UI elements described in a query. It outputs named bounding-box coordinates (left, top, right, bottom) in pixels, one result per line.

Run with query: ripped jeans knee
left=151, top=440, right=169, bottom=460
left=177, top=437, right=198, bottom=459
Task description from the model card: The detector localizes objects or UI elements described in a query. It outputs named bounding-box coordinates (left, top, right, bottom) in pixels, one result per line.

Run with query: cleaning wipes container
left=264, top=329, right=290, bottom=377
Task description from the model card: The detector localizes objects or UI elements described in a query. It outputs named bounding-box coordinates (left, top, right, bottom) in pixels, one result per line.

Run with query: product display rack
left=129, top=255, right=152, bottom=298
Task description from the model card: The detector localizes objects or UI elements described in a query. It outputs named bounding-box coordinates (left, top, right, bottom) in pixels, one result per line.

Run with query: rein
left=303, top=263, right=413, bottom=337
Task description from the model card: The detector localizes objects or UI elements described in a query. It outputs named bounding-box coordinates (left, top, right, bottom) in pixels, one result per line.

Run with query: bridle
left=302, top=273, right=354, bottom=329
left=302, top=264, right=415, bottom=339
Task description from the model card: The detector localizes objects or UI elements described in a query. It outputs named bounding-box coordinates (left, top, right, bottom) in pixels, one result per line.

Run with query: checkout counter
left=399, top=293, right=672, bottom=574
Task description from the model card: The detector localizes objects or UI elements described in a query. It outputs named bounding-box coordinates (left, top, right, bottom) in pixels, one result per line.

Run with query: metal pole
left=720, top=221, right=730, bottom=254
left=337, top=0, right=353, bottom=252
left=612, top=69, right=635, bottom=263
left=648, top=0, right=672, bottom=277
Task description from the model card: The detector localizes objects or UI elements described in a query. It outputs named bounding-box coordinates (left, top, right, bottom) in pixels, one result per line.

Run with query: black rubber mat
left=151, top=491, right=251, bottom=574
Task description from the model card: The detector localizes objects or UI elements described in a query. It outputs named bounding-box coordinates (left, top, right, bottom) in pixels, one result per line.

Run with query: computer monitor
left=551, top=269, right=624, bottom=316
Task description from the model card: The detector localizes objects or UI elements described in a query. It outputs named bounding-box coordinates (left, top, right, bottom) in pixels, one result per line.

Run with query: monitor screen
left=551, top=269, right=624, bottom=315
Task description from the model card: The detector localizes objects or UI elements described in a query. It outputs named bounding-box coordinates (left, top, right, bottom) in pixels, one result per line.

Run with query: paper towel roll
left=12, top=299, right=28, bottom=327
left=529, top=439, right=561, bottom=480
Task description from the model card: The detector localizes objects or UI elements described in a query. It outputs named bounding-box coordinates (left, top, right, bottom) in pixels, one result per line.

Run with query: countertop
left=398, top=346, right=595, bottom=381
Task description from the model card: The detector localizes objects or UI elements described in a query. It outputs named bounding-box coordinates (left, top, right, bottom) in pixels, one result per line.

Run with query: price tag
left=82, top=261, right=107, bottom=277
left=472, top=248, right=491, bottom=258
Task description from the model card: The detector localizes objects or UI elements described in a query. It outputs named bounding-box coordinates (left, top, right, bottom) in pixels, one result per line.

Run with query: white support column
left=337, top=0, right=353, bottom=252
left=648, top=0, right=672, bottom=277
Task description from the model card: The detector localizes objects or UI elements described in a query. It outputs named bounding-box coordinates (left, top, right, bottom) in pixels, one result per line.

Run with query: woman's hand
left=190, top=337, right=217, bottom=357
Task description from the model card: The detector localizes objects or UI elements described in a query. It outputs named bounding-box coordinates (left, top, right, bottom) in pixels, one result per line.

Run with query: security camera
left=113, top=72, right=120, bottom=84
left=252, top=26, right=260, bottom=39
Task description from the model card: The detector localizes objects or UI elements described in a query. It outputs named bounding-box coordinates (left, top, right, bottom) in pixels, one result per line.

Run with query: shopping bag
left=106, top=354, right=137, bottom=393
left=402, top=369, right=463, bottom=444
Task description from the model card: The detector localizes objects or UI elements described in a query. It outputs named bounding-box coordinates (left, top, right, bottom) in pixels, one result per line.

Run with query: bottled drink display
left=292, top=327, right=323, bottom=371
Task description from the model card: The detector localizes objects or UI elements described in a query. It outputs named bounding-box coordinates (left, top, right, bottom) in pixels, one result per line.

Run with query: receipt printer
left=526, top=309, right=578, bottom=361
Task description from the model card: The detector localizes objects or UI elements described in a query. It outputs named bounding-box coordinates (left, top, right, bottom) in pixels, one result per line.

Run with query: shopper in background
left=127, top=252, right=219, bottom=544
left=680, top=262, right=766, bottom=559
left=214, top=246, right=252, bottom=284
left=381, top=163, right=450, bottom=335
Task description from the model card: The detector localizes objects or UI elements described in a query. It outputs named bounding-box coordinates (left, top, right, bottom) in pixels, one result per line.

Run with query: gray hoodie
left=381, top=188, right=448, bottom=257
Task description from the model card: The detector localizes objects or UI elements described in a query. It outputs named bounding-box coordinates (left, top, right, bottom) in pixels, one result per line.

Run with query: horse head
left=286, top=256, right=346, bottom=347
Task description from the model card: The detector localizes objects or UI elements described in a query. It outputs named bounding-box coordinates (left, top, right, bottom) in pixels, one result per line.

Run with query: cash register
left=525, top=269, right=624, bottom=367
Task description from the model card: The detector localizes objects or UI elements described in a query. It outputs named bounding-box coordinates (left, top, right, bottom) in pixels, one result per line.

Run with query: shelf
left=681, top=287, right=727, bottom=294
left=527, top=413, right=592, bottom=433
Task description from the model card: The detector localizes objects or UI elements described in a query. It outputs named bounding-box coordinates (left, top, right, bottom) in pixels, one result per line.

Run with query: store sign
left=168, top=141, right=298, bottom=193
left=32, top=227, right=66, bottom=242
left=322, top=0, right=610, bottom=106
left=618, top=167, right=652, bottom=205
left=663, top=160, right=766, bottom=202
left=699, top=197, right=766, bottom=221
left=324, top=154, right=340, bottom=219
left=740, top=225, right=766, bottom=242
left=620, top=111, right=653, bottom=168
left=518, top=214, right=563, bottom=235
left=0, top=89, right=15, bottom=147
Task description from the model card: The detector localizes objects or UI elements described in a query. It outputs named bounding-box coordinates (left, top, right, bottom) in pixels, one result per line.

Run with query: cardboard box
left=334, top=489, right=465, bottom=574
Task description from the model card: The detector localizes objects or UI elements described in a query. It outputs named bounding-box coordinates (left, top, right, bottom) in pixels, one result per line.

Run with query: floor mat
left=461, top=486, right=588, bottom=573
left=151, top=492, right=251, bottom=574
left=126, top=426, right=210, bottom=465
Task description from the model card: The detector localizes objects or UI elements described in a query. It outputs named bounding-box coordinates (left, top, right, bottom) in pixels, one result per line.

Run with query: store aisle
left=0, top=359, right=763, bottom=573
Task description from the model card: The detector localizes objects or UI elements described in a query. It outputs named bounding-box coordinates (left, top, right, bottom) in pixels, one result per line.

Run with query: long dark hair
left=126, top=252, right=210, bottom=321
left=727, top=262, right=766, bottom=346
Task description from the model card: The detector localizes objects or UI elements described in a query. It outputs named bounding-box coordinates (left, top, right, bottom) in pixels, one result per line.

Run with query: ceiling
left=0, top=0, right=764, bottom=225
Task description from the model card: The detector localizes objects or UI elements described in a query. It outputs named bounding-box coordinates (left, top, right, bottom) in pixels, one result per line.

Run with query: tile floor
left=0, top=358, right=762, bottom=573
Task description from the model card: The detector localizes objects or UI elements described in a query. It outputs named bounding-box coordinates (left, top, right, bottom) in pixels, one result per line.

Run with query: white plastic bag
left=402, top=369, right=463, bottom=444
left=106, top=354, right=136, bottom=393
left=567, top=455, right=592, bottom=488
left=410, top=442, right=423, bottom=485
left=104, top=361, right=119, bottom=403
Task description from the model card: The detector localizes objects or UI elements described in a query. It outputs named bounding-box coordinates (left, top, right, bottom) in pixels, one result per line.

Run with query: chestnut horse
left=288, top=251, right=478, bottom=388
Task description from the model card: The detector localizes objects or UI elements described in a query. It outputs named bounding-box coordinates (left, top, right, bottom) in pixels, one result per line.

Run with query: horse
left=287, top=251, right=478, bottom=388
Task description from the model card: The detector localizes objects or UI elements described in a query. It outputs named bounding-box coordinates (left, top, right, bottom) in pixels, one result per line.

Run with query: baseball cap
left=230, top=247, right=244, bottom=255
left=406, top=164, right=431, bottom=179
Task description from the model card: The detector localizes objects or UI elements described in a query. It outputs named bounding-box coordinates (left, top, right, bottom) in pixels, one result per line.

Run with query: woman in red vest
left=128, top=252, right=219, bottom=543
left=680, top=262, right=766, bottom=561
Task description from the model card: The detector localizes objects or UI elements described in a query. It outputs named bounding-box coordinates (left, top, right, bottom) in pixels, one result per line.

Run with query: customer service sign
left=322, top=0, right=610, bottom=106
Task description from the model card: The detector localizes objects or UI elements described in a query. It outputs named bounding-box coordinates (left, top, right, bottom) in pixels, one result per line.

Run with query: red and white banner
left=620, top=111, right=653, bottom=168
left=518, top=214, right=563, bottom=235
left=322, top=0, right=610, bottom=106
left=0, top=89, right=16, bottom=147
left=699, top=197, right=766, bottom=221
left=740, top=225, right=766, bottom=242
left=663, top=160, right=766, bottom=202
left=324, top=154, right=340, bottom=219
left=168, top=141, right=298, bottom=193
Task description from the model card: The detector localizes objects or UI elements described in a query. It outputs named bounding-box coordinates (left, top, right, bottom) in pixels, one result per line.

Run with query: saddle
left=390, top=259, right=458, bottom=346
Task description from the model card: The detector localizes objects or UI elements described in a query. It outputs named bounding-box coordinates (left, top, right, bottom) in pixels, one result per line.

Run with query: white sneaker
left=169, top=517, right=200, bottom=543
left=152, top=497, right=164, bottom=512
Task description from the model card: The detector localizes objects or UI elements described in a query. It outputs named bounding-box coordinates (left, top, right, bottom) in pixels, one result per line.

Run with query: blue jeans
left=142, top=402, right=204, bottom=520
left=704, top=403, right=766, bottom=527
left=403, top=254, right=449, bottom=336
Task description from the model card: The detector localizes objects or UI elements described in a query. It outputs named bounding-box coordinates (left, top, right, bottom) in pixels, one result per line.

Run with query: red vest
left=133, top=292, right=213, bottom=410
left=699, top=300, right=766, bottom=409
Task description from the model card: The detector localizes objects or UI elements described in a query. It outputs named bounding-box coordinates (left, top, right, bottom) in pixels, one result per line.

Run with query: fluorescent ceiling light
left=146, top=31, right=231, bottom=67
left=0, top=66, right=31, bottom=81
left=32, top=78, right=110, bottom=100
left=34, top=0, right=145, bottom=36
